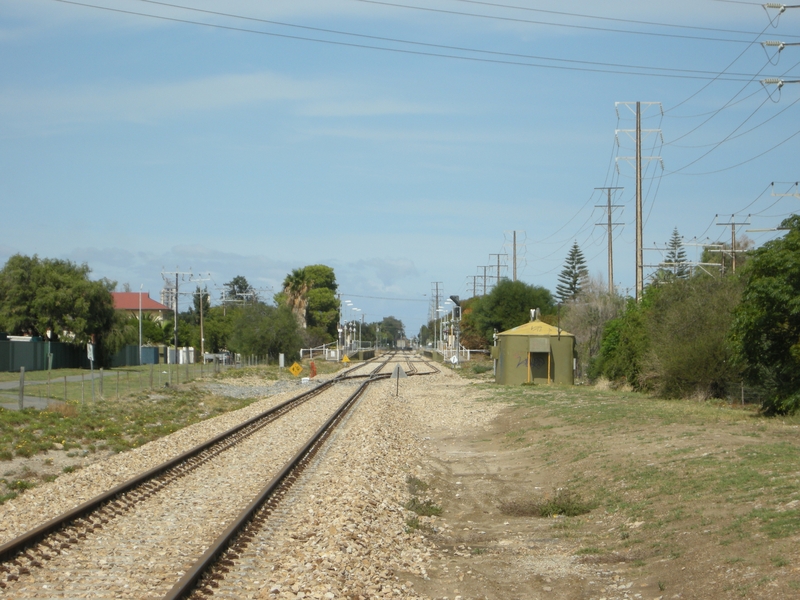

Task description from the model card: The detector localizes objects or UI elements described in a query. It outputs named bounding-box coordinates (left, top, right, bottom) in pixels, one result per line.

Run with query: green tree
left=139, top=313, right=169, bottom=345
left=644, top=275, right=743, bottom=398
left=200, top=306, right=234, bottom=353
left=660, top=228, right=690, bottom=280
left=380, top=316, right=405, bottom=345
left=184, top=286, right=211, bottom=326
left=732, top=215, right=800, bottom=414
left=0, top=254, right=116, bottom=345
left=306, top=285, right=339, bottom=341
left=280, top=265, right=340, bottom=340
left=304, top=264, right=338, bottom=292
left=225, top=276, right=254, bottom=304
left=590, top=296, right=651, bottom=387
left=229, top=304, right=301, bottom=361
left=467, top=279, right=554, bottom=345
left=556, top=242, right=588, bottom=303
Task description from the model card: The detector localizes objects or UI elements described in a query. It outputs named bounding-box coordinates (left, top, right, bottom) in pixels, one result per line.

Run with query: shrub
left=406, top=475, right=429, bottom=495
left=405, top=497, right=442, bottom=517
left=499, top=488, right=593, bottom=517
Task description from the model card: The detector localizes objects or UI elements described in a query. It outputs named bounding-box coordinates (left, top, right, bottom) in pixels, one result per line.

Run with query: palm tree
left=282, top=268, right=310, bottom=329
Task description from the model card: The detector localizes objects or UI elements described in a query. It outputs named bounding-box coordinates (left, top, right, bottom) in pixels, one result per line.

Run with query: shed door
left=529, top=352, right=550, bottom=381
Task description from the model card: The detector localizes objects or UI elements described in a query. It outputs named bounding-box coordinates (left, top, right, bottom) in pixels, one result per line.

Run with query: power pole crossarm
left=717, top=216, right=751, bottom=274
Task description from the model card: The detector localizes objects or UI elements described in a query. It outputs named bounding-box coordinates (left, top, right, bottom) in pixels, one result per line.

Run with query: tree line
left=423, top=218, right=800, bottom=416
left=0, top=258, right=406, bottom=366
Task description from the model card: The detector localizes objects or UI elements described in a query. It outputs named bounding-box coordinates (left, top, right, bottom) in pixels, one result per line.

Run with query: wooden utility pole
left=162, top=268, right=192, bottom=363
left=489, top=254, right=507, bottom=288
left=595, top=187, right=624, bottom=294
left=716, top=216, right=751, bottom=274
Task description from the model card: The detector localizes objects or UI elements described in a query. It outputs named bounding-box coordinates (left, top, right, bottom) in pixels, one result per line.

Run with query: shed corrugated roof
left=497, top=319, right=574, bottom=337
left=111, top=292, right=171, bottom=311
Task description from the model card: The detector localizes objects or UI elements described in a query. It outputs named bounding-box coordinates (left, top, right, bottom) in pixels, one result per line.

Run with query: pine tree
left=664, top=228, right=689, bottom=279
left=556, top=242, right=589, bottom=303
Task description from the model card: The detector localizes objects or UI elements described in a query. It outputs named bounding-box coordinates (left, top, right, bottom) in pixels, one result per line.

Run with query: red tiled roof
left=111, top=292, right=171, bottom=311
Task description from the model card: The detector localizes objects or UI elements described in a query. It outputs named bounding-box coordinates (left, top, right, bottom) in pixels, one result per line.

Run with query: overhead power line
left=355, top=0, right=794, bottom=44
left=448, top=0, right=795, bottom=38
left=52, top=0, right=788, bottom=82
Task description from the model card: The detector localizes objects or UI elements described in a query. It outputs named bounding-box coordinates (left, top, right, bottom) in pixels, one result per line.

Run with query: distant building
left=160, top=283, right=177, bottom=312
left=111, top=292, right=171, bottom=322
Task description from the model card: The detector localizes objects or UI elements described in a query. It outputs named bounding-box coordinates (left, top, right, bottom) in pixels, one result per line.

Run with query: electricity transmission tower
left=504, top=231, right=526, bottom=281
left=616, top=101, right=663, bottom=302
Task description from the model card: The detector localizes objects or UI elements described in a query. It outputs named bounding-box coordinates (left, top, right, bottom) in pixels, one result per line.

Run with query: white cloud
left=0, top=71, right=443, bottom=133
left=348, top=257, right=419, bottom=288
left=0, top=72, right=319, bottom=126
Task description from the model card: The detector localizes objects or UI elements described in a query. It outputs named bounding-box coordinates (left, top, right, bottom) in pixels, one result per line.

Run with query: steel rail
left=162, top=376, right=376, bottom=600
left=0, top=378, right=336, bottom=567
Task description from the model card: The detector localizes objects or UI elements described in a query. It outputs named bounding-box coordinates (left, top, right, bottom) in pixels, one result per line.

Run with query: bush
left=592, top=276, right=743, bottom=400
left=405, top=497, right=442, bottom=517
left=732, top=215, right=800, bottom=414
left=644, top=276, right=743, bottom=399
left=500, top=488, right=593, bottom=518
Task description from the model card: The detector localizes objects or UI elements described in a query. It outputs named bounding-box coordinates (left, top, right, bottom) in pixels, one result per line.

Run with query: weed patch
left=406, top=475, right=429, bottom=495
left=500, top=488, right=593, bottom=518
left=405, top=497, right=442, bottom=517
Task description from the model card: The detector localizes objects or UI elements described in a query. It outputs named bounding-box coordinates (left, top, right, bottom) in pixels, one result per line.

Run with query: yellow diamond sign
left=289, top=362, right=303, bottom=377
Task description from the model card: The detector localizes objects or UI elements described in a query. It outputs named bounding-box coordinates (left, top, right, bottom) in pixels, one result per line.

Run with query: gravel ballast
left=0, top=361, right=504, bottom=599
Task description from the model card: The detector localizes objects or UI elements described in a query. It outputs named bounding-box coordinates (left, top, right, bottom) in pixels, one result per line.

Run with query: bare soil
left=407, top=393, right=800, bottom=600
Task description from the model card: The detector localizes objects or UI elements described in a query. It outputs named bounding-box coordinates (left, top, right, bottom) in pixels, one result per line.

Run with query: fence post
left=64, top=375, right=67, bottom=402
left=150, top=363, right=154, bottom=389
left=18, top=367, right=24, bottom=410
left=81, top=372, right=85, bottom=403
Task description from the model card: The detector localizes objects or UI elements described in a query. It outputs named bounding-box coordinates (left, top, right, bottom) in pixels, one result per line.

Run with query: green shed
left=492, top=318, right=576, bottom=385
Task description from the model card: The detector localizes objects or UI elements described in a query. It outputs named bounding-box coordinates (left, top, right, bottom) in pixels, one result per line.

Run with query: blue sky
left=2, top=0, right=800, bottom=336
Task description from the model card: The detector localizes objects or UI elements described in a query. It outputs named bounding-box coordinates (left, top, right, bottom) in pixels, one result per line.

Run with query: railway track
left=0, top=351, right=437, bottom=599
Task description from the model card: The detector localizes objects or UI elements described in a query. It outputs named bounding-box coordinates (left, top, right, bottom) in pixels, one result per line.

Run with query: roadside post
left=390, top=363, right=407, bottom=397
left=87, top=342, right=95, bottom=402
left=18, top=367, right=25, bottom=410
